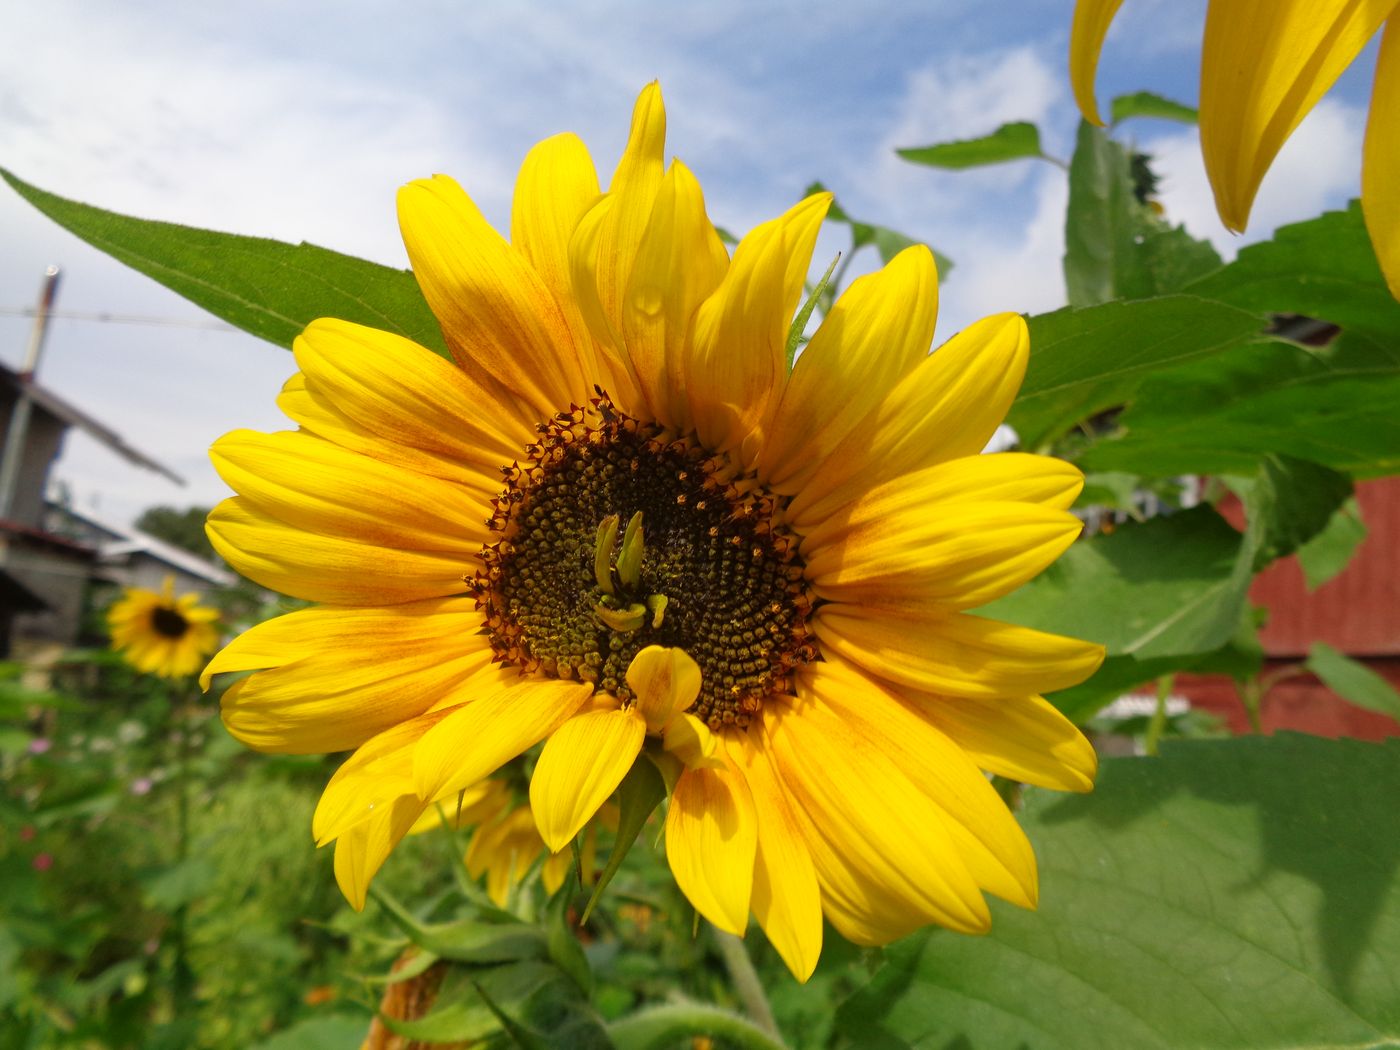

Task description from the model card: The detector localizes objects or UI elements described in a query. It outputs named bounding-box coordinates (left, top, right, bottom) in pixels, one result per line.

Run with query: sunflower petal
left=206, top=498, right=470, bottom=606
left=1069, top=0, right=1126, bottom=126
left=398, top=174, right=587, bottom=417
left=1200, top=0, right=1396, bottom=232
left=531, top=704, right=645, bottom=851
left=813, top=606, right=1104, bottom=701
left=911, top=691, right=1099, bottom=793
left=665, top=764, right=758, bottom=935
left=208, top=599, right=492, bottom=754
left=626, top=644, right=703, bottom=731
left=787, top=312, right=1029, bottom=530
left=1364, top=18, right=1400, bottom=299
left=412, top=671, right=592, bottom=802
left=760, top=245, right=938, bottom=493
left=804, top=501, right=1083, bottom=611
left=333, top=794, right=427, bottom=911
left=685, top=193, right=832, bottom=460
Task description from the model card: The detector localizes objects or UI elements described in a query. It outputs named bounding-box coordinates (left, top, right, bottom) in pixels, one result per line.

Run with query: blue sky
left=0, top=0, right=1381, bottom=526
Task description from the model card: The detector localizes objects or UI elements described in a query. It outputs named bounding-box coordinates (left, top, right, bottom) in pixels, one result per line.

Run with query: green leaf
left=786, top=253, right=839, bottom=366
left=806, top=181, right=954, bottom=275
left=1306, top=643, right=1400, bottom=720
left=1, top=167, right=449, bottom=358
left=1297, top=497, right=1368, bottom=590
left=1228, top=454, right=1354, bottom=568
left=1010, top=296, right=1263, bottom=450
left=1110, top=91, right=1199, bottom=125
left=369, top=885, right=547, bottom=964
left=897, top=121, right=1043, bottom=170
left=837, top=734, right=1400, bottom=1049
left=248, top=1016, right=373, bottom=1050
left=545, top=883, right=592, bottom=996
left=1064, top=120, right=1144, bottom=307
left=582, top=754, right=665, bottom=924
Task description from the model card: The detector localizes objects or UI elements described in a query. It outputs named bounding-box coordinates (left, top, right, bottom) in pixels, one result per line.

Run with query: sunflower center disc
left=151, top=606, right=190, bottom=639
left=472, top=400, right=816, bottom=730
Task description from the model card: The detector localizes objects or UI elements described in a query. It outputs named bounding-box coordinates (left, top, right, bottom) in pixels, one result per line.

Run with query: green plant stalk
left=608, top=1002, right=790, bottom=1050
left=710, top=926, right=779, bottom=1036
left=171, top=684, right=195, bottom=1011
left=1144, top=674, right=1174, bottom=756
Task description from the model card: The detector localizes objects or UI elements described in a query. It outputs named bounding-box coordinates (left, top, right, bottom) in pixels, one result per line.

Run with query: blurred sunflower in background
left=108, top=576, right=221, bottom=680
left=202, top=83, right=1104, bottom=981
left=1070, top=0, right=1400, bottom=297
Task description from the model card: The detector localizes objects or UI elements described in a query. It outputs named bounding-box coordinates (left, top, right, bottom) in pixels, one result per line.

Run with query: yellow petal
left=760, top=245, right=938, bottom=493
left=206, top=498, right=470, bottom=605
left=210, top=428, right=490, bottom=551
left=406, top=778, right=505, bottom=837
left=911, top=691, right=1099, bottom=793
left=685, top=193, right=832, bottom=461
left=664, top=763, right=758, bottom=935
left=293, top=317, right=530, bottom=474
left=626, top=644, right=703, bottom=732
left=812, top=605, right=1105, bottom=701
left=798, top=661, right=1038, bottom=911
left=207, top=598, right=491, bottom=754
left=1201, top=0, right=1396, bottom=232
left=466, top=806, right=544, bottom=906
left=398, top=174, right=587, bottom=417
left=786, top=312, right=1029, bottom=530
left=732, top=729, right=822, bottom=982
left=798, top=453, right=1084, bottom=552
left=511, top=131, right=603, bottom=373
left=1364, top=18, right=1400, bottom=299
left=663, top=712, right=723, bottom=769
left=412, top=670, right=593, bottom=801
left=1069, top=0, right=1126, bottom=126
left=568, top=194, right=642, bottom=408
left=804, top=501, right=1083, bottom=611
left=530, top=705, right=645, bottom=852
left=333, top=794, right=427, bottom=910
left=621, top=160, right=730, bottom=428
left=764, top=690, right=991, bottom=940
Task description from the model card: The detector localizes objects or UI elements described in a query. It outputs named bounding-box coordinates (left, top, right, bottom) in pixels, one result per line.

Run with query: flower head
left=108, top=576, right=221, bottom=679
left=203, top=84, right=1103, bottom=980
left=1070, top=0, right=1400, bottom=297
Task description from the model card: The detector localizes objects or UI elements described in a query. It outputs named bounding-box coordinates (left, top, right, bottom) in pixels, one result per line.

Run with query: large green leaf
left=1306, top=643, right=1400, bottom=721
left=1110, top=91, right=1199, bottom=125
left=836, top=734, right=1400, bottom=1049
left=896, top=122, right=1044, bottom=170
left=1, top=168, right=448, bottom=357
left=1297, top=497, right=1368, bottom=590
left=1228, top=454, right=1354, bottom=568
left=1010, top=296, right=1263, bottom=451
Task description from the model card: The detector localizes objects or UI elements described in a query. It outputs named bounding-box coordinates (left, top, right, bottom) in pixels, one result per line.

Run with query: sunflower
left=1070, top=0, right=1400, bottom=297
left=202, top=83, right=1104, bottom=981
left=108, top=576, right=221, bottom=679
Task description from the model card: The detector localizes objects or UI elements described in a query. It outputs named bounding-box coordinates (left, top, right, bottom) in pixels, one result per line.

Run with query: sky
left=0, top=0, right=1381, bottom=528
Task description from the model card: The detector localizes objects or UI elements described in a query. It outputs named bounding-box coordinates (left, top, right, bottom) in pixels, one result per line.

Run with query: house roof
left=1, top=363, right=184, bottom=485
left=54, top=504, right=236, bottom=587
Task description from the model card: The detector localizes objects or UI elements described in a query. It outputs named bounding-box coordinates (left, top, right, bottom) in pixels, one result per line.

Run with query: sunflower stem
left=710, top=926, right=779, bottom=1038
left=609, top=1002, right=789, bottom=1050
left=1143, top=674, right=1174, bottom=756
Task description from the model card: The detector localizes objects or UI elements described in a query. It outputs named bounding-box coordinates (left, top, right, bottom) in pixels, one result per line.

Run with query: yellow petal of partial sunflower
left=1364, top=18, right=1400, bottom=299
left=406, top=778, right=504, bottom=837
left=763, top=692, right=991, bottom=940
left=685, top=192, right=832, bottom=462
left=665, top=763, right=758, bottom=935
left=511, top=131, right=604, bottom=375
left=732, top=729, right=822, bottom=982
left=333, top=793, right=427, bottom=911
left=293, top=318, right=530, bottom=475
left=909, top=691, right=1099, bottom=793
left=530, top=704, right=646, bottom=852
left=663, top=712, right=723, bottom=769
left=797, top=661, right=1038, bottom=910
left=622, top=160, right=730, bottom=428
left=626, top=644, right=703, bottom=732
left=412, top=671, right=593, bottom=802
left=206, top=598, right=491, bottom=754
left=1069, top=0, right=1127, bottom=127
left=760, top=245, right=939, bottom=494
left=813, top=605, right=1105, bottom=701
left=804, top=501, right=1083, bottom=611
left=797, top=452, right=1085, bottom=552
left=786, top=312, right=1029, bottom=530
left=466, top=806, right=544, bottom=906
left=210, top=429, right=490, bottom=551
left=1201, top=0, right=1398, bottom=232
left=398, top=174, right=588, bottom=419
left=568, top=194, right=641, bottom=408
left=206, top=498, right=470, bottom=606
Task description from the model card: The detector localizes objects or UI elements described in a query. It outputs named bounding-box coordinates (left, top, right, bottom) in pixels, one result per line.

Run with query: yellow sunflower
left=1070, top=0, right=1400, bottom=297
left=108, top=576, right=221, bottom=679
left=201, top=83, right=1104, bottom=981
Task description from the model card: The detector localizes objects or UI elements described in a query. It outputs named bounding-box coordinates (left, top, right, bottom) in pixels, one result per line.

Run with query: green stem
left=1143, top=674, right=1174, bottom=756
left=1239, top=678, right=1264, bottom=734
left=608, top=1002, right=789, bottom=1050
left=710, top=927, right=779, bottom=1036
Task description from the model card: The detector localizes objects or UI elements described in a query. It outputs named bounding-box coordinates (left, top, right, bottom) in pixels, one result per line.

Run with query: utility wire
left=0, top=306, right=236, bottom=332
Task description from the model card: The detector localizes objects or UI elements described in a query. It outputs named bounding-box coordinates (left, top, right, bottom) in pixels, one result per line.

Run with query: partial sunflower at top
left=1070, top=0, right=1400, bottom=298
left=202, top=83, right=1104, bottom=982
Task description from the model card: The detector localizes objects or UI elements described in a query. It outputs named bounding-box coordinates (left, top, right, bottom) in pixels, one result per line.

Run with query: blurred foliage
left=133, top=506, right=218, bottom=563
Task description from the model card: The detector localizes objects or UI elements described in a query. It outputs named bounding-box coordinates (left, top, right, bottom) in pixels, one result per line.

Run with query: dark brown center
left=151, top=606, right=189, bottom=639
